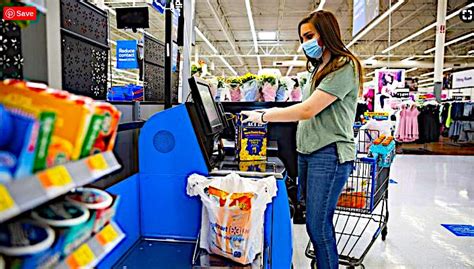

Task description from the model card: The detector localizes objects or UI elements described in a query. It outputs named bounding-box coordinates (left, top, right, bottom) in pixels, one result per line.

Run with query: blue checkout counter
left=97, top=103, right=293, bottom=268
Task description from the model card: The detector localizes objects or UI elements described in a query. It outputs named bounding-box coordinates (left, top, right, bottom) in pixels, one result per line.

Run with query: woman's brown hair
left=298, top=10, right=364, bottom=96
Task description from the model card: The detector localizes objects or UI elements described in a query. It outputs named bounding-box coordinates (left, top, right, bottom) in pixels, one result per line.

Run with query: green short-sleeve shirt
left=296, top=62, right=358, bottom=163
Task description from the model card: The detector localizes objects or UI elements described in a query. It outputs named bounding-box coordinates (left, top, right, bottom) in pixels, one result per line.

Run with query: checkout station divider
left=97, top=99, right=295, bottom=268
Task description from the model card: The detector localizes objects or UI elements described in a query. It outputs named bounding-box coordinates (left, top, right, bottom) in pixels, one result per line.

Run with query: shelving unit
left=58, top=221, right=125, bottom=269
left=0, top=151, right=121, bottom=223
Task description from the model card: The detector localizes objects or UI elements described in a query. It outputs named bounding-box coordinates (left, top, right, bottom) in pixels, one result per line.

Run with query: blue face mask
left=302, top=38, right=324, bottom=59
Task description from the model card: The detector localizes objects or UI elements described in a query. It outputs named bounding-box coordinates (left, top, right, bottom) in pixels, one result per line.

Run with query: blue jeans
left=298, top=144, right=354, bottom=269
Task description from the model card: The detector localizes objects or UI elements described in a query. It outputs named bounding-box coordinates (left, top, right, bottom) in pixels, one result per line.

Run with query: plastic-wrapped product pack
left=187, top=173, right=277, bottom=265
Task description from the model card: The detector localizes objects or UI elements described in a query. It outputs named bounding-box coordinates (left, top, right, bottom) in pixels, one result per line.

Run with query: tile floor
left=292, top=155, right=474, bottom=269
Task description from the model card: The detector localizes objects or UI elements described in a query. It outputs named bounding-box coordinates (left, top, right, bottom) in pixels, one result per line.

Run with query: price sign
left=38, top=166, right=73, bottom=189
left=0, top=185, right=15, bottom=212
left=66, top=244, right=96, bottom=268
left=394, top=92, right=410, bottom=98
left=96, top=224, right=119, bottom=246
left=87, top=154, right=108, bottom=171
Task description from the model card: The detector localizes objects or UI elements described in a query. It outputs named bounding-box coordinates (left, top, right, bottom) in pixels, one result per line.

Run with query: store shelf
left=57, top=221, right=125, bottom=269
left=0, top=151, right=121, bottom=223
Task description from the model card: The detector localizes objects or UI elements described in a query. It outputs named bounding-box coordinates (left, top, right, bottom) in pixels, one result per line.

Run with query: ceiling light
left=218, top=55, right=238, bottom=76
left=406, top=67, right=418, bottom=73
left=367, top=56, right=377, bottom=61
left=286, top=55, right=299, bottom=76
left=418, top=83, right=434, bottom=87
left=382, top=3, right=474, bottom=53
left=420, top=67, right=452, bottom=77
left=195, top=27, right=237, bottom=75
left=468, top=50, right=474, bottom=55
left=402, top=56, right=415, bottom=62
left=316, top=0, right=326, bottom=11
left=257, top=56, right=262, bottom=70
left=245, top=0, right=258, bottom=53
left=424, top=32, right=474, bottom=54
left=206, top=0, right=244, bottom=65
left=195, top=27, right=218, bottom=54
left=366, top=70, right=376, bottom=76
left=258, top=31, right=277, bottom=40
left=347, top=0, right=405, bottom=48
left=418, top=78, right=433, bottom=83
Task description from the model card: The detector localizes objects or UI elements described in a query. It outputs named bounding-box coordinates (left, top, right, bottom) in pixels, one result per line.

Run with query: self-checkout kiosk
left=100, top=77, right=293, bottom=268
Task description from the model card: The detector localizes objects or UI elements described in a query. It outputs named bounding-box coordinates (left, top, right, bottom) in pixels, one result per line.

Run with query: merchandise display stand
left=0, top=151, right=121, bottom=223
left=58, top=221, right=125, bottom=269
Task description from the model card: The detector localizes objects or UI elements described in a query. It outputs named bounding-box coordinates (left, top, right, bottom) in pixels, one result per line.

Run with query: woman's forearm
left=262, top=104, right=309, bottom=122
left=263, top=89, right=337, bottom=122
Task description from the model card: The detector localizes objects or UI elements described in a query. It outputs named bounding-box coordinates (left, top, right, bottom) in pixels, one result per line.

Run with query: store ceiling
left=102, top=0, right=474, bottom=83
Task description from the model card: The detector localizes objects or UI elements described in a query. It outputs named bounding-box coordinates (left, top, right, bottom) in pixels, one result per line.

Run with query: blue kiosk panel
left=102, top=104, right=292, bottom=268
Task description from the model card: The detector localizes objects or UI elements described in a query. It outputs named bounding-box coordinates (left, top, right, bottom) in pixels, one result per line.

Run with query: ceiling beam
left=207, top=0, right=245, bottom=67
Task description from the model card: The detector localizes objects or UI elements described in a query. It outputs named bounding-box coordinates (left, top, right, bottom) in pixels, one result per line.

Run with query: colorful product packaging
left=0, top=81, right=91, bottom=168
left=0, top=80, right=122, bottom=170
left=0, top=219, right=62, bottom=269
left=31, top=200, right=94, bottom=257
left=238, top=161, right=267, bottom=172
left=66, top=188, right=118, bottom=233
left=0, top=105, right=39, bottom=180
left=337, top=192, right=366, bottom=209
left=89, top=103, right=121, bottom=156
left=235, top=114, right=268, bottom=161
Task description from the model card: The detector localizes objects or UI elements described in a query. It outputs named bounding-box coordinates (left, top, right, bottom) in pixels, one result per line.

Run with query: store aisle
left=292, top=155, right=474, bottom=269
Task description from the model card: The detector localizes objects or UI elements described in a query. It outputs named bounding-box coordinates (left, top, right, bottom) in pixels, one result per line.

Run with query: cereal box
left=235, top=114, right=267, bottom=161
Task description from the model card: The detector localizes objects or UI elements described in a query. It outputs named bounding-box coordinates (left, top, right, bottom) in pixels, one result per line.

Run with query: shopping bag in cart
left=187, top=173, right=277, bottom=265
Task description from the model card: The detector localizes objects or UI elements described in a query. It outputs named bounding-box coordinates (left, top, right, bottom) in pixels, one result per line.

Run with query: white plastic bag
left=187, top=173, right=277, bottom=265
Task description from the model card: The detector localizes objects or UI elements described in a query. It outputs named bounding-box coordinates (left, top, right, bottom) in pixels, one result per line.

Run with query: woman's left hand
left=241, top=110, right=264, bottom=124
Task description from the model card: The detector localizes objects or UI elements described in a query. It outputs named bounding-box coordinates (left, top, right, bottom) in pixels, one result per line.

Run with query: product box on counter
left=238, top=161, right=267, bottom=172
left=235, top=114, right=268, bottom=161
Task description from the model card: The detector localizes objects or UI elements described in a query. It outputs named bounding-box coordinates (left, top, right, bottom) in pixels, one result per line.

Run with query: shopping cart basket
left=305, top=128, right=392, bottom=268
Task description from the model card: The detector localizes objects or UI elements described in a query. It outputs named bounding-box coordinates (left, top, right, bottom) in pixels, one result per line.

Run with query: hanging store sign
left=452, top=69, right=474, bottom=89
left=116, top=40, right=138, bottom=69
left=152, top=0, right=166, bottom=14
left=352, top=0, right=379, bottom=36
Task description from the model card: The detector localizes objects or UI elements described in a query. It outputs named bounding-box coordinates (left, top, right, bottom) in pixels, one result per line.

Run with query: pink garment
left=407, top=106, right=420, bottom=141
left=291, top=87, right=302, bottom=101
left=230, top=87, right=241, bottom=102
left=396, top=105, right=420, bottom=142
left=364, top=89, right=374, bottom=111
left=396, top=106, right=407, bottom=141
left=262, top=82, right=276, bottom=101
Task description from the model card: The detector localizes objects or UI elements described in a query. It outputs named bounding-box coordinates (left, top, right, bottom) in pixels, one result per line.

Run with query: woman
left=242, top=10, right=363, bottom=269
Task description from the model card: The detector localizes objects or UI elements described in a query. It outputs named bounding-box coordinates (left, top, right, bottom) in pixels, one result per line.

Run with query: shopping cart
left=305, top=127, right=393, bottom=269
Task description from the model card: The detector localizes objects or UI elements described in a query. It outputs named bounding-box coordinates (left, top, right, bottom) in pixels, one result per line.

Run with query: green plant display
left=240, top=73, right=258, bottom=84
left=216, top=76, right=225, bottom=88
left=226, top=76, right=242, bottom=86
left=260, top=74, right=277, bottom=86
left=191, top=64, right=202, bottom=76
